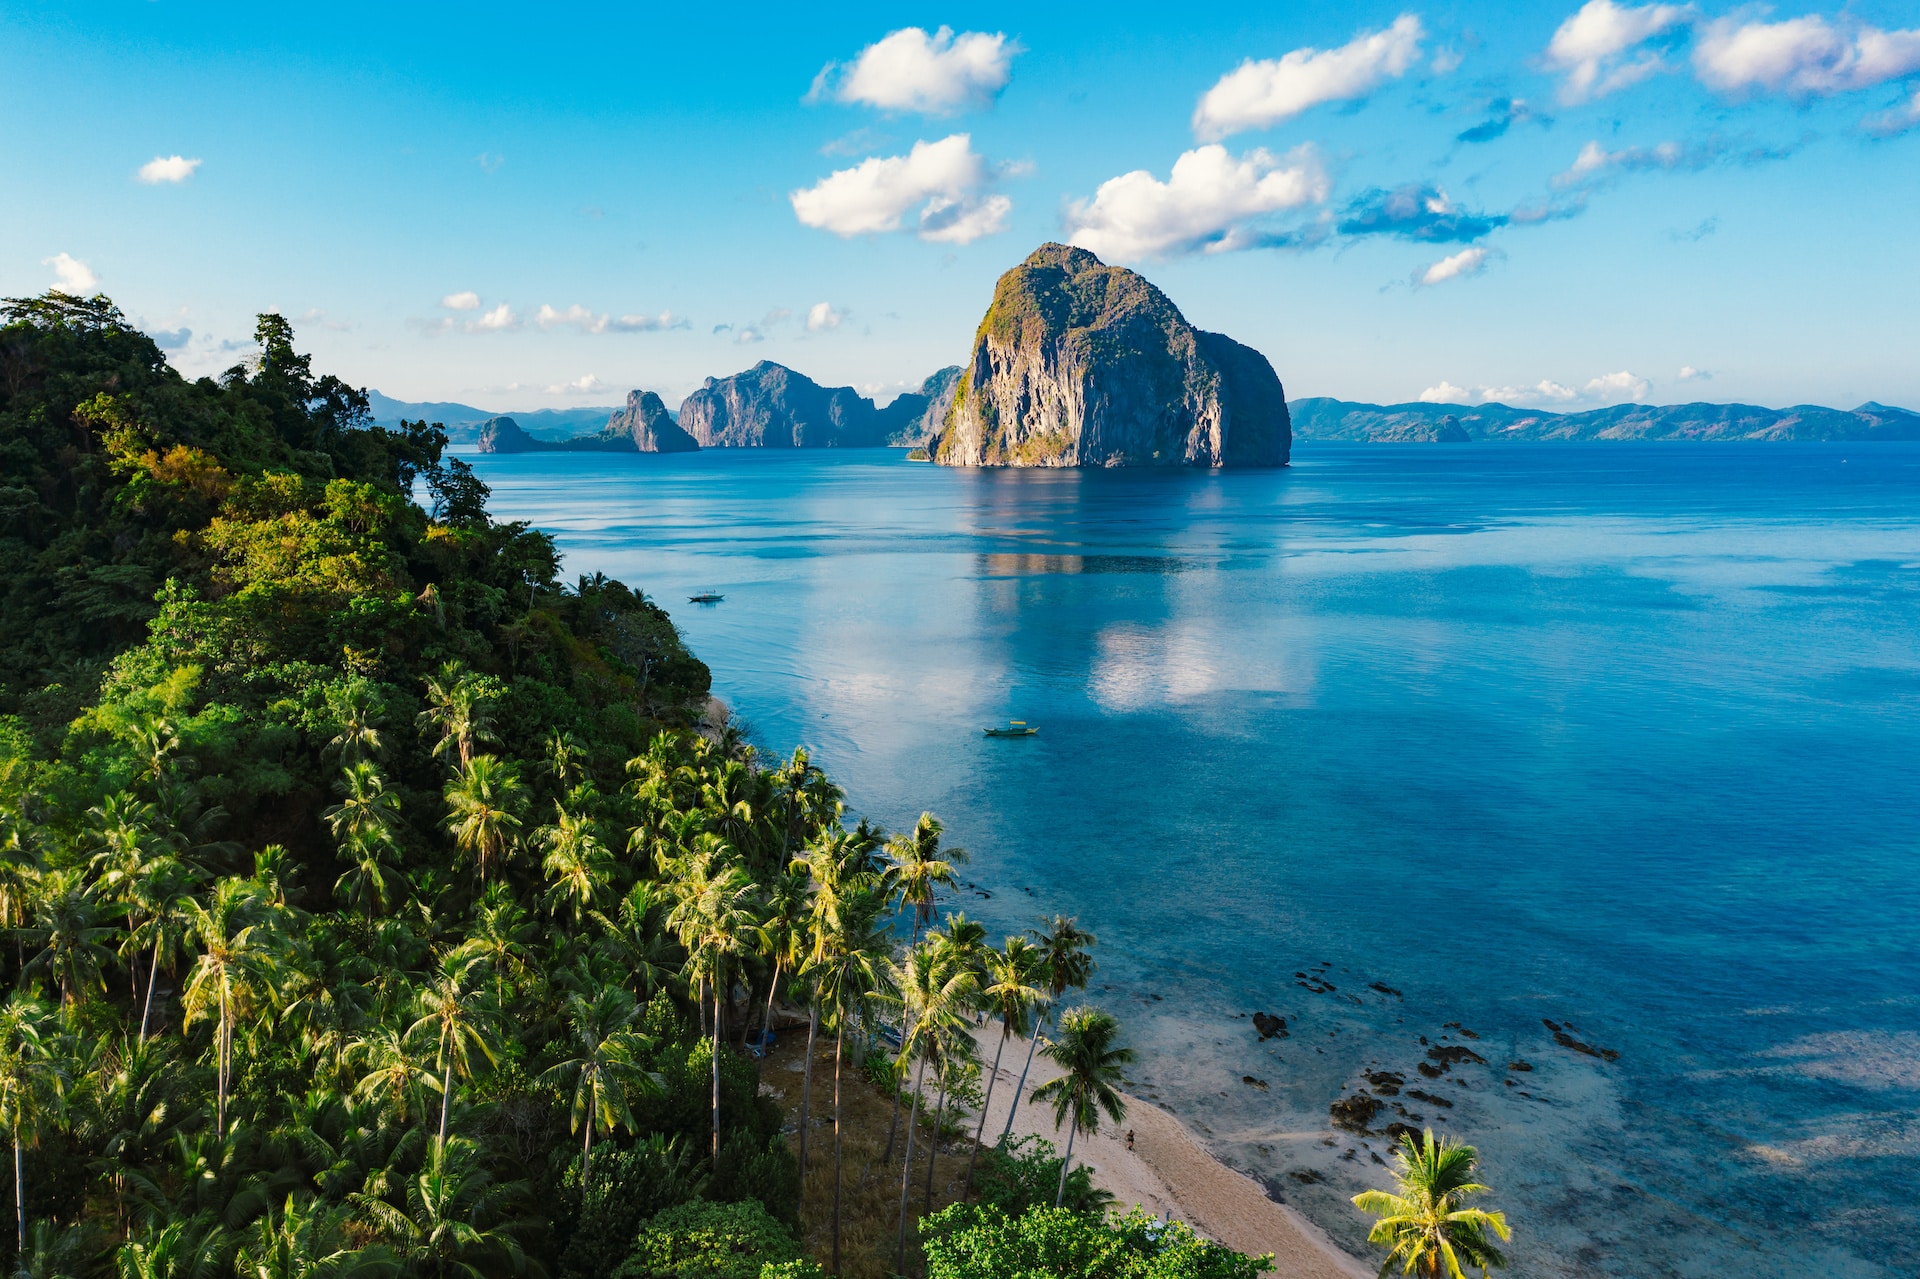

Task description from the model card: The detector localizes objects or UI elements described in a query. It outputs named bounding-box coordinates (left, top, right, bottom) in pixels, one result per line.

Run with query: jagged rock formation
left=1288, top=398, right=1920, bottom=443
left=473, top=393, right=699, bottom=454
left=932, top=244, right=1290, bottom=468
left=882, top=367, right=964, bottom=446
left=677, top=361, right=892, bottom=448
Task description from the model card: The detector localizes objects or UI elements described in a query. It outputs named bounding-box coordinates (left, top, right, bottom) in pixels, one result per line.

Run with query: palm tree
left=1031, top=1006, right=1132, bottom=1207
left=1352, top=1129, right=1512, bottom=1278
left=351, top=1136, right=532, bottom=1279
left=891, top=938, right=977, bottom=1273
left=589, top=881, right=677, bottom=1004
left=539, top=987, right=659, bottom=1187
left=326, top=677, right=387, bottom=766
left=126, top=858, right=196, bottom=1041
left=349, top=1022, right=437, bottom=1123
left=237, top=1194, right=395, bottom=1279
left=0, top=993, right=64, bottom=1259
left=887, top=813, right=966, bottom=941
left=537, top=804, right=612, bottom=924
left=416, top=662, right=499, bottom=769
left=965, top=936, right=1046, bottom=1195
left=921, top=916, right=988, bottom=1214
left=808, top=886, right=895, bottom=1275
left=1002, top=914, right=1096, bottom=1142
left=408, top=952, right=497, bottom=1148
left=323, top=762, right=401, bottom=849
left=664, top=847, right=759, bottom=1167
left=180, top=878, right=280, bottom=1133
left=456, top=884, right=538, bottom=1009
left=114, top=1217, right=227, bottom=1279
left=20, top=869, right=117, bottom=1007
left=441, top=756, right=528, bottom=884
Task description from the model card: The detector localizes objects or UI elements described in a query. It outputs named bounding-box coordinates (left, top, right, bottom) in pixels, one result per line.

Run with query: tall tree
left=664, top=846, right=759, bottom=1167
left=537, top=804, right=612, bottom=925
left=891, top=938, right=977, bottom=1274
left=407, top=952, right=497, bottom=1148
left=0, top=994, right=63, bottom=1260
left=1031, top=1006, right=1133, bottom=1208
left=20, top=870, right=117, bottom=1008
left=964, top=936, right=1046, bottom=1196
left=887, top=813, right=966, bottom=941
left=1352, top=1129, right=1512, bottom=1279
left=180, top=878, right=279, bottom=1134
left=442, top=756, right=528, bottom=885
left=416, top=662, right=500, bottom=769
left=1002, top=915, right=1096, bottom=1142
left=540, top=988, right=659, bottom=1187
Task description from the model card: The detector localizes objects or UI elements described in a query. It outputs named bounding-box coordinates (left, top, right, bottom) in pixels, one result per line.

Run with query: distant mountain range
left=365, top=390, right=623, bottom=442
left=1289, top=398, right=1920, bottom=443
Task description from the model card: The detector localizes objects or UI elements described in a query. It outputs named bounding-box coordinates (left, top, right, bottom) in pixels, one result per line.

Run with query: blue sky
left=3, top=0, right=1918, bottom=411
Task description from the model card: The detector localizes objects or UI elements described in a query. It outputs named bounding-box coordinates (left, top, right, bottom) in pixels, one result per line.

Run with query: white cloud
left=1866, top=87, right=1920, bottom=135
left=1545, top=0, right=1690, bottom=103
left=1420, top=370, right=1649, bottom=405
left=1678, top=364, right=1711, bottom=380
left=442, top=290, right=481, bottom=311
left=137, top=154, right=202, bottom=184
left=806, top=302, right=845, bottom=331
left=734, top=328, right=765, bottom=345
left=468, top=303, right=517, bottom=332
left=1414, top=246, right=1492, bottom=286
left=1192, top=15, right=1424, bottom=141
left=44, top=253, right=97, bottom=292
left=476, top=152, right=506, bottom=173
left=813, top=26, right=1017, bottom=115
left=1694, top=16, right=1920, bottom=95
left=1553, top=136, right=1720, bottom=185
left=545, top=374, right=606, bottom=396
left=790, top=134, right=1010, bottom=243
left=1064, top=144, right=1329, bottom=262
left=534, top=303, right=688, bottom=333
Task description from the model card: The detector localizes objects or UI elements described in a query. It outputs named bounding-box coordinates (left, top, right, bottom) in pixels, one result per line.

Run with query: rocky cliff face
left=932, top=244, right=1290, bottom=468
left=597, top=390, right=699, bottom=452
left=881, top=367, right=963, bottom=446
left=677, top=361, right=890, bottom=448
left=474, top=416, right=547, bottom=453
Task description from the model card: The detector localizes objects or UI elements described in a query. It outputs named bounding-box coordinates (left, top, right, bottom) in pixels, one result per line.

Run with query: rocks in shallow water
left=1252, top=1011, right=1287, bottom=1040
left=1443, top=1021, right=1481, bottom=1040
left=1242, top=1075, right=1269, bottom=1090
left=1330, top=1093, right=1381, bottom=1132
left=1426, top=1044, right=1488, bottom=1071
left=1417, top=1061, right=1446, bottom=1079
left=1289, top=1168, right=1326, bottom=1185
left=1364, top=1070, right=1405, bottom=1096
left=1382, top=1121, right=1422, bottom=1145
left=1370, top=982, right=1403, bottom=998
left=1553, top=1029, right=1620, bottom=1061
left=1508, top=1060, right=1533, bottom=1072
left=1405, top=1089, right=1454, bottom=1109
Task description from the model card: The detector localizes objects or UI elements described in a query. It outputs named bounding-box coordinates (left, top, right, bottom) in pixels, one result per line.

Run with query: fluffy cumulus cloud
left=441, top=291, right=481, bottom=311
left=535, top=304, right=688, bottom=334
left=1544, top=0, right=1690, bottom=103
left=812, top=27, right=1017, bottom=115
left=467, top=304, right=517, bottom=333
left=1555, top=137, right=1712, bottom=184
left=1420, top=369, right=1650, bottom=405
left=1338, top=183, right=1505, bottom=242
left=44, top=253, right=97, bottom=292
left=1414, top=246, right=1494, bottom=286
left=1678, top=364, right=1711, bottom=380
left=1694, top=16, right=1920, bottom=95
left=1064, top=144, right=1329, bottom=261
left=1193, top=15, right=1424, bottom=141
left=805, top=302, right=844, bottom=332
left=137, top=154, right=202, bottom=184
left=790, top=134, right=1010, bottom=243
left=545, top=374, right=606, bottom=396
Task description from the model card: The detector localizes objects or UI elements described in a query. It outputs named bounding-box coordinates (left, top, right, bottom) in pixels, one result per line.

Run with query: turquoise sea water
left=468, top=444, right=1920, bottom=1279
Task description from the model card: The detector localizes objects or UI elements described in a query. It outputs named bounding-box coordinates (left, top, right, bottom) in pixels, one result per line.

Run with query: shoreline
left=968, top=1025, right=1371, bottom=1279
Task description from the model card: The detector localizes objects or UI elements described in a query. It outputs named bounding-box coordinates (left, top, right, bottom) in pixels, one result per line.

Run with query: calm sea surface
left=469, top=444, right=1920, bottom=1279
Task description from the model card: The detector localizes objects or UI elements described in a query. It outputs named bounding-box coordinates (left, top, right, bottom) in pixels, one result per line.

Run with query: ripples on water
left=470, top=444, right=1920, bottom=1279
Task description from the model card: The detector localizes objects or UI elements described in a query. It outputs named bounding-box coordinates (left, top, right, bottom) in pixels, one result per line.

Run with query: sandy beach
left=968, top=1025, right=1372, bottom=1279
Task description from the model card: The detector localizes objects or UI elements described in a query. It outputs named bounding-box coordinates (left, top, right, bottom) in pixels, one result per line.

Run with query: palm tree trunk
left=710, top=981, right=723, bottom=1168
left=831, top=1017, right=845, bottom=1277
left=438, top=1058, right=453, bottom=1148
left=583, top=1113, right=594, bottom=1188
left=964, top=1026, right=1009, bottom=1196
left=217, top=986, right=229, bottom=1134
left=922, top=1063, right=947, bottom=1214
left=760, top=957, right=782, bottom=1050
left=14, top=1132, right=23, bottom=1260
left=798, top=1003, right=817, bottom=1175
left=138, top=939, right=161, bottom=1043
left=1001, top=1028, right=1041, bottom=1142
left=1054, top=1124, right=1076, bottom=1208
left=893, top=1054, right=926, bottom=1276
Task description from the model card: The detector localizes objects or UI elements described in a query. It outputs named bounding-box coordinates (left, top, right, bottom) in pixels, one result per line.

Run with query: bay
left=469, top=443, right=1920, bottom=1278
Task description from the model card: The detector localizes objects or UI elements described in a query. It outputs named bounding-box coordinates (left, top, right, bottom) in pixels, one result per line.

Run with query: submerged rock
left=1252, top=1011, right=1287, bottom=1040
left=932, top=243, right=1290, bottom=468
left=1330, top=1092, right=1380, bottom=1132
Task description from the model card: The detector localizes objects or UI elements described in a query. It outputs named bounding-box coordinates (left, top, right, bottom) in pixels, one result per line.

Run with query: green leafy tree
left=539, top=987, right=660, bottom=1187
left=408, top=952, right=497, bottom=1147
left=888, top=813, right=966, bottom=941
left=442, top=756, right=528, bottom=885
left=0, top=994, right=65, bottom=1259
left=1003, top=915, right=1096, bottom=1142
left=351, top=1136, right=533, bottom=1279
left=1031, top=1007, right=1133, bottom=1207
left=892, top=938, right=978, bottom=1273
left=965, top=936, right=1046, bottom=1195
left=417, top=662, right=500, bottom=770
left=180, top=877, right=279, bottom=1133
left=920, top=1204, right=1272, bottom=1279
left=20, top=869, right=118, bottom=1007
left=1351, top=1129, right=1511, bottom=1279
left=664, top=847, right=760, bottom=1168
left=538, top=804, right=613, bottom=925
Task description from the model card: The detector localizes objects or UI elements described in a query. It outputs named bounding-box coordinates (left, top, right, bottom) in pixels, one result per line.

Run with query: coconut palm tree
left=416, top=662, right=500, bottom=770
left=236, top=1194, right=396, bottom=1279
left=589, top=880, right=677, bottom=1004
left=349, top=1022, right=436, bottom=1124
left=1031, top=1006, right=1133, bottom=1207
left=441, top=756, right=527, bottom=885
left=537, top=804, right=612, bottom=925
left=663, top=845, right=759, bottom=1167
left=455, top=884, right=538, bottom=1009
left=539, top=987, right=660, bottom=1187
left=964, top=936, right=1046, bottom=1195
left=921, top=915, right=988, bottom=1212
left=114, top=1216, right=227, bottom=1279
left=408, top=952, right=497, bottom=1148
left=180, top=878, right=279, bottom=1134
left=1001, top=915, right=1096, bottom=1142
left=887, top=813, right=966, bottom=941
left=323, top=762, right=401, bottom=850
left=20, top=869, right=117, bottom=1007
left=1352, top=1129, right=1512, bottom=1279
left=350, top=1135, right=533, bottom=1279
left=326, top=678, right=387, bottom=766
left=0, top=993, right=64, bottom=1259
left=120, top=853, right=196, bottom=1041
left=891, top=938, right=977, bottom=1273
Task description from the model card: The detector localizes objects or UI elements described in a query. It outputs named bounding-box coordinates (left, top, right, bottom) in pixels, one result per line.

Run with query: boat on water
left=983, top=720, right=1037, bottom=737
left=687, top=592, right=725, bottom=603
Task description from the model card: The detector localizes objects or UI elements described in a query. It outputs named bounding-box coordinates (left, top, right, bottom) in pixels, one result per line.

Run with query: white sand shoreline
left=968, top=1025, right=1372, bottom=1279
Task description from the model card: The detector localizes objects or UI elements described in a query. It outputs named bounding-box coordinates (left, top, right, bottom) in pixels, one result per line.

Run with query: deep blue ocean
left=468, top=443, right=1920, bottom=1279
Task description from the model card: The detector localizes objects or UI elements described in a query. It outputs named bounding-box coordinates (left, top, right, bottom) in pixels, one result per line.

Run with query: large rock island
left=476, top=390, right=698, bottom=454
left=679, top=361, right=928, bottom=448
left=932, top=244, right=1290, bottom=468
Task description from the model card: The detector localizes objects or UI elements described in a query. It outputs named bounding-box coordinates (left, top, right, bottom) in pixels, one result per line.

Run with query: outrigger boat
left=983, top=720, right=1037, bottom=737
left=687, top=592, right=725, bottom=603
